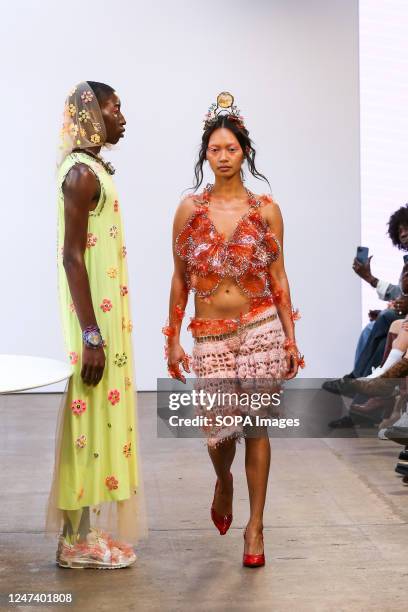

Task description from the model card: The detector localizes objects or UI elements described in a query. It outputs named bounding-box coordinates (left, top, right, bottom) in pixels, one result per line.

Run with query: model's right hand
left=167, top=342, right=190, bottom=384
left=81, top=345, right=106, bottom=386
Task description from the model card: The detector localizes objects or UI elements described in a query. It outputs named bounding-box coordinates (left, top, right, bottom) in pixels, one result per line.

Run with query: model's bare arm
left=264, top=201, right=299, bottom=379
left=165, top=197, right=195, bottom=383
left=62, top=164, right=105, bottom=386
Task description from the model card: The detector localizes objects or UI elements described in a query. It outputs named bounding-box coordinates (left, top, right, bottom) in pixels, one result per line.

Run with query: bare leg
left=208, top=438, right=236, bottom=516
left=62, top=507, right=90, bottom=544
left=244, top=434, right=270, bottom=555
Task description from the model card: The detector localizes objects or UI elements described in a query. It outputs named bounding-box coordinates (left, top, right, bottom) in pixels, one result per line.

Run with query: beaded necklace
left=75, top=149, right=116, bottom=175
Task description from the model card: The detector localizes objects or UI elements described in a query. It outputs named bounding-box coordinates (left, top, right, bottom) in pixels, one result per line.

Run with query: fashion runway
left=1, top=392, right=408, bottom=612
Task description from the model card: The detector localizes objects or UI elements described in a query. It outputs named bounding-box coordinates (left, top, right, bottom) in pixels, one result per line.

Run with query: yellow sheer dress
left=46, top=151, right=146, bottom=545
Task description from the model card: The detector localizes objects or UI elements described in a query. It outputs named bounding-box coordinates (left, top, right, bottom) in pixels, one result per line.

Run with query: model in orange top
left=163, top=92, right=304, bottom=568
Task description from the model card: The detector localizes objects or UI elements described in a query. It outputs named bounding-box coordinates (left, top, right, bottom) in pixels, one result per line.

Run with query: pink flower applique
left=75, top=434, right=87, bottom=449
left=105, top=475, right=119, bottom=491
left=114, top=200, right=119, bottom=212
left=71, top=399, right=86, bottom=416
left=108, top=389, right=120, bottom=405
left=100, top=299, right=112, bottom=313
left=69, top=351, right=79, bottom=365
left=87, top=233, right=98, bottom=248
left=120, top=285, right=128, bottom=297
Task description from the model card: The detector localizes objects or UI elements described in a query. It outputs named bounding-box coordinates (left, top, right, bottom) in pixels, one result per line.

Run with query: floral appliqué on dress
left=71, top=399, right=87, bottom=416
left=105, top=475, right=119, bottom=491
left=100, top=299, right=113, bottom=313
left=108, top=389, right=120, bottom=405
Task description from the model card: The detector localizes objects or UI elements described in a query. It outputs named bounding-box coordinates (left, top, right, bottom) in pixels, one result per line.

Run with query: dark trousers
left=353, top=308, right=404, bottom=377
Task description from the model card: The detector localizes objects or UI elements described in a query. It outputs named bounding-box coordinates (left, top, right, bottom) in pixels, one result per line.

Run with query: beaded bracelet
left=162, top=305, right=185, bottom=358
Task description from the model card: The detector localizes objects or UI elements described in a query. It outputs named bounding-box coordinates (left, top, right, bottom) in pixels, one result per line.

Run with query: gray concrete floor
left=1, top=392, right=408, bottom=612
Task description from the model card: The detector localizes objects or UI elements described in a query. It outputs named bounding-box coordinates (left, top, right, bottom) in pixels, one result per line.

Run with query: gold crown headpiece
left=203, top=91, right=245, bottom=131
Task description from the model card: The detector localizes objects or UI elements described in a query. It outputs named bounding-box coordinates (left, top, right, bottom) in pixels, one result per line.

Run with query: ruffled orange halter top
left=175, top=183, right=281, bottom=299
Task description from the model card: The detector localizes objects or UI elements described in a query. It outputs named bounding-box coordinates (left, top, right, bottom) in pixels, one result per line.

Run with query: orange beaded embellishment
left=175, top=184, right=281, bottom=299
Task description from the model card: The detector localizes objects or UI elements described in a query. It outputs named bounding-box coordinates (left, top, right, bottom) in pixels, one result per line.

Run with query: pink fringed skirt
left=191, top=306, right=287, bottom=446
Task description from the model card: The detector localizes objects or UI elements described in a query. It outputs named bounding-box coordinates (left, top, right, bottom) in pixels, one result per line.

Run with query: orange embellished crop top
left=175, top=184, right=281, bottom=299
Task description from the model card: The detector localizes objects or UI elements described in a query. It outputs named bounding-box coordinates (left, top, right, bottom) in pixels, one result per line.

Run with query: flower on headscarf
left=79, top=127, right=86, bottom=138
left=90, top=133, right=101, bottom=144
left=81, top=90, right=94, bottom=103
left=71, top=399, right=87, bottom=416
left=69, top=123, right=79, bottom=136
left=108, top=389, right=120, bottom=405
left=105, top=475, right=119, bottom=491
left=68, top=104, right=76, bottom=117
left=69, top=86, right=77, bottom=96
left=79, top=109, right=91, bottom=122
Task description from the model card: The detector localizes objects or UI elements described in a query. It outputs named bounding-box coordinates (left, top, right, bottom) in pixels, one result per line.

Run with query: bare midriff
left=194, top=278, right=253, bottom=320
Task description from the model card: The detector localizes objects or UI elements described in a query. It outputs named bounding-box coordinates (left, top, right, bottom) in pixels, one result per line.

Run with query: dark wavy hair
left=87, top=81, right=115, bottom=106
left=387, top=204, right=408, bottom=249
left=192, top=115, right=271, bottom=191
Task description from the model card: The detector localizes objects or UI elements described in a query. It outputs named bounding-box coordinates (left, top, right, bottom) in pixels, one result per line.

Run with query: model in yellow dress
left=46, top=82, right=146, bottom=569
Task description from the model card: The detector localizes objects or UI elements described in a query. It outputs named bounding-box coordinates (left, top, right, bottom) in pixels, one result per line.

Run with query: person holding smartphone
left=323, top=205, right=408, bottom=411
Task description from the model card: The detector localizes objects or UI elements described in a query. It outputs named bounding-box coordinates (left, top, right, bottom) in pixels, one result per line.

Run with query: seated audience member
left=324, top=205, right=408, bottom=395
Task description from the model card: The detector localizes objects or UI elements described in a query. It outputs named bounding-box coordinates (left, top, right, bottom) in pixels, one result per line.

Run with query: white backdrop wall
left=360, top=0, right=408, bottom=316
left=0, top=0, right=360, bottom=389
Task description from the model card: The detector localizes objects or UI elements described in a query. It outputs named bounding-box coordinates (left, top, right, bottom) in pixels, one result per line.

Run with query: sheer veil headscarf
left=58, top=81, right=107, bottom=166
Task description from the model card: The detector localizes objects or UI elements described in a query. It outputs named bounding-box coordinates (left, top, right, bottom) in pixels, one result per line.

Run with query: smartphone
left=403, top=254, right=408, bottom=264
left=356, top=246, right=369, bottom=264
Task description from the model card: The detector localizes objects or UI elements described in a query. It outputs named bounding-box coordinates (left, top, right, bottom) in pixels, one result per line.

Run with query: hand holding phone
left=356, top=246, right=369, bottom=263
left=353, top=247, right=375, bottom=285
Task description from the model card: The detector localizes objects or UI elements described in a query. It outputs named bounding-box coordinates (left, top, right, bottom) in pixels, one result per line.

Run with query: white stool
left=0, top=354, right=73, bottom=394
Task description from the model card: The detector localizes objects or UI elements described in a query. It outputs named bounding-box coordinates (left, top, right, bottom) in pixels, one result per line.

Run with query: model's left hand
left=285, top=350, right=299, bottom=380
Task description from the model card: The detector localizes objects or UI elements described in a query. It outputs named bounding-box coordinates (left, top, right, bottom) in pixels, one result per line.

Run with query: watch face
left=88, top=331, right=101, bottom=346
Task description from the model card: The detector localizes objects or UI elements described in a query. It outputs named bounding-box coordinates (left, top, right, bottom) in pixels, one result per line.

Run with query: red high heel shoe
left=242, top=528, right=265, bottom=568
left=211, top=473, right=233, bottom=535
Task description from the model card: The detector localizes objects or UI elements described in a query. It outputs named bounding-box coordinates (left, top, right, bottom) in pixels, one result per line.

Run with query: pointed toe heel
left=211, top=473, right=233, bottom=535
left=243, top=527, right=265, bottom=567
left=243, top=552, right=265, bottom=568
